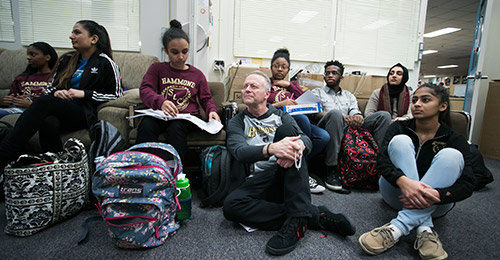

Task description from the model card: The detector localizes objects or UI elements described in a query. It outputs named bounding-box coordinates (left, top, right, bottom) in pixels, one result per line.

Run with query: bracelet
left=267, top=143, right=271, bottom=157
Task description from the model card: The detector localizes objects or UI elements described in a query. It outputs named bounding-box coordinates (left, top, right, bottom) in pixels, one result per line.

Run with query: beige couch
left=0, top=48, right=226, bottom=153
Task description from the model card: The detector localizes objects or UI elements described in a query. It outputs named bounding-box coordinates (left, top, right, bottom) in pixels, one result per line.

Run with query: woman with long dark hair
left=359, top=83, right=474, bottom=259
left=0, top=20, right=122, bottom=171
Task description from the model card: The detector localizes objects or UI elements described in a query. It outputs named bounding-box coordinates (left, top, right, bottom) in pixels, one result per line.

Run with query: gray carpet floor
left=0, top=158, right=498, bottom=260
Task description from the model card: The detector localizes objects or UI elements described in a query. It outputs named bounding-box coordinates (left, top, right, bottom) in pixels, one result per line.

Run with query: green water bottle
left=176, top=173, right=192, bottom=220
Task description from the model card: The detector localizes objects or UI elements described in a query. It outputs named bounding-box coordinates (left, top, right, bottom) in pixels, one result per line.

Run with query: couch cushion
left=113, top=52, right=158, bottom=90
left=0, top=49, right=28, bottom=91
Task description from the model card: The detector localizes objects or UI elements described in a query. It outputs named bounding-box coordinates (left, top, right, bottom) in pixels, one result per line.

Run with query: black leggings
left=0, top=95, right=87, bottom=168
left=136, top=116, right=197, bottom=161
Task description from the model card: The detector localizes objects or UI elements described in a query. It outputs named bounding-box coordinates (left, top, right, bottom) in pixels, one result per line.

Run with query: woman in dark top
left=0, top=20, right=122, bottom=172
left=359, top=83, right=474, bottom=260
left=364, top=63, right=412, bottom=120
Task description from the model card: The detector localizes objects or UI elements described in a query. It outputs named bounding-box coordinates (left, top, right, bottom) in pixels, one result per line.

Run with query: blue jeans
left=379, top=135, right=463, bottom=235
left=292, top=114, right=329, bottom=159
left=0, top=107, right=25, bottom=119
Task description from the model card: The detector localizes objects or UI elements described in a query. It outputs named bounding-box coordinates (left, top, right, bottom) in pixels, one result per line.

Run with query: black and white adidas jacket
left=47, top=50, right=122, bottom=126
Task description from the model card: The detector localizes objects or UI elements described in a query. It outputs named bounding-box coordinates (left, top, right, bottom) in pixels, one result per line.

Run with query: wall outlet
left=214, top=60, right=225, bottom=71
left=236, top=58, right=252, bottom=64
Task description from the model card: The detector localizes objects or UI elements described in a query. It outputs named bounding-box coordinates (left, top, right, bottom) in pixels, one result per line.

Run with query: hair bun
left=274, top=48, right=290, bottom=56
left=170, top=19, right=182, bottom=29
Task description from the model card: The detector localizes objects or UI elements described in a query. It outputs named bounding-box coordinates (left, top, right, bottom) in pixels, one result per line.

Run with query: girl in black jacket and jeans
left=359, top=83, right=475, bottom=260
left=0, top=20, right=122, bottom=173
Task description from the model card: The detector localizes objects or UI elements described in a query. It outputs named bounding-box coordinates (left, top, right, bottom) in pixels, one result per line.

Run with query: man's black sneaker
left=325, top=170, right=342, bottom=191
left=266, top=217, right=307, bottom=255
left=318, top=206, right=356, bottom=236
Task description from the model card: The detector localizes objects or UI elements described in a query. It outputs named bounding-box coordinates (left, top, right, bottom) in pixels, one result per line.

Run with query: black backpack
left=470, top=144, right=494, bottom=190
left=89, top=120, right=127, bottom=173
left=199, top=145, right=246, bottom=207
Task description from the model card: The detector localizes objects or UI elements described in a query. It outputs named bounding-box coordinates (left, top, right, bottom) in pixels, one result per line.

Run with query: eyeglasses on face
left=324, top=71, right=340, bottom=76
left=272, top=64, right=289, bottom=70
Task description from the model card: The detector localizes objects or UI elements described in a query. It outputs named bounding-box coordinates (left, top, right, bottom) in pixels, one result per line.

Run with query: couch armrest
left=98, top=106, right=131, bottom=141
left=98, top=88, right=142, bottom=110
left=97, top=88, right=144, bottom=141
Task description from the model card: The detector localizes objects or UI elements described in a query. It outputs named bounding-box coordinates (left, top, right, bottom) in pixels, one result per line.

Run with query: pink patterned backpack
left=92, top=142, right=182, bottom=248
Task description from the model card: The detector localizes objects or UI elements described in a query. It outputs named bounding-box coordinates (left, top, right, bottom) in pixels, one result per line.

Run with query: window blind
left=19, top=0, right=140, bottom=51
left=335, top=0, right=421, bottom=69
left=0, top=0, right=15, bottom=42
left=233, top=0, right=334, bottom=62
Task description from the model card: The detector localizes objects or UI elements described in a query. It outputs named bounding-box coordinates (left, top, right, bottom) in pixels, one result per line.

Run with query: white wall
left=140, top=0, right=170, bottom=59
left=468, top=0, right=500, bottom=144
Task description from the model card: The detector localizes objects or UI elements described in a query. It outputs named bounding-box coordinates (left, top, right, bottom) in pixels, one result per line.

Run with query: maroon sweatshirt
left=267, top=79, right=304, bottom=105
left=140, top=62, right=217, bottom=118
left=9, top=73, right=50, bottom=98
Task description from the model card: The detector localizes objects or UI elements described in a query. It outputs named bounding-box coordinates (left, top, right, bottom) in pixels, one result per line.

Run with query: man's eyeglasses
left=324, top=71, right=340, bottom=76
left=272, top=64, right=289, bottom=70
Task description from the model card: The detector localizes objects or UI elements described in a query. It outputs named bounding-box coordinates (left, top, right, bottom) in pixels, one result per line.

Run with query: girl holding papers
left=137, top=19, right=221, bottom=161
left=268, top=48, right=329, bottom=194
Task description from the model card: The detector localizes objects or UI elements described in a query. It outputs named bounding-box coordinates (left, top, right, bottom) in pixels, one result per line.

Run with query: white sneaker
left=309, top=176, right=325, bottom=194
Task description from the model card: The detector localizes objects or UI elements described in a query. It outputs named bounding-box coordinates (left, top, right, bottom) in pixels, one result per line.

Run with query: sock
left=417, top=225, right=432, bottom=234
left=387, top=224, right=403, bottom=240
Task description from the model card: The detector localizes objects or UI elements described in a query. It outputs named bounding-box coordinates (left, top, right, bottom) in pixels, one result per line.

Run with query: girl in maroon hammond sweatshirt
left=137, top=19, right=221, bottom=160
left=0, top=42, right=58, bottom=118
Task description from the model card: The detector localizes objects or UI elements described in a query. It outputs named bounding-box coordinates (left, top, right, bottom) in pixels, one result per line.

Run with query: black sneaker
left=318, top=206, right=356, bottom=236
left=266, top=217, right=308, bottom=255
left=325, top=167, right=342, bottom=191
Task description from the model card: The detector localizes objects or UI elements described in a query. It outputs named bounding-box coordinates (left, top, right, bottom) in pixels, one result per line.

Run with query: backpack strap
left=128, top=142, right=183, bottom=177
left=77, top=215, right=102, bottom=244
left=200, top=147, right=232, bottom=208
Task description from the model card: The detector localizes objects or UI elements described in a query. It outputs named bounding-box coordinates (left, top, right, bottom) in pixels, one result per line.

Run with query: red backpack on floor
left=339, top=127, right=380, bottom=190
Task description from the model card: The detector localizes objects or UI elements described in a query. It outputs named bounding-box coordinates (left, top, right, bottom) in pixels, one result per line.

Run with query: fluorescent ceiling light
left=437, top=65, right=459, bottom=69
left=424, top=27, right=461, bottom=38
left=423, top=50, right=438, bottom=55
left=290, top=10, right=318, bottom=23
left=423, top=75, right=436, bottom=78
left=362, top=20, right=394, bottom=30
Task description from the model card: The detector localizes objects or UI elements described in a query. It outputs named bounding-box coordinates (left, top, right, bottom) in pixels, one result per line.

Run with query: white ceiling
left=420, top=0, right=479, bottom=76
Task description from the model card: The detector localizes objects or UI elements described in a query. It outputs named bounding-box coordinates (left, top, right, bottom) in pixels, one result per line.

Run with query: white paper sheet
left=295, top=90, right=321, bottom=104
left=128, top=109, right=223, bottom=134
